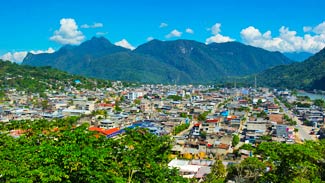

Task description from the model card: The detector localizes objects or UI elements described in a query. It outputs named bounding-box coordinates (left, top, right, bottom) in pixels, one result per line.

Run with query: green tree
left=179, top=112, right=188, bottom=118
left=257, top=99, right=262, bottom=106
left=227, top=157, right=266, bottom=182
left=239, top=144, right=254, bottom=151
left=232, top=134, right=240, bottom=147
left=256, top=141, right=324, bottom=182
left=198, top=111, right=209, bottom=121
left=314, top=99, right=325, bottom=108
left=204, top=160, right=226, bottom=183
left=167, top=95, right=182, bottom=101
left=0, top=118, right=188, bottom=183
left=134, top=99, right=141, bottom=105
left=114, top=101, right=122, bottom=112
left=41, top=100, right=49, bottom=110
left=173, top=123, right=190, bottom=135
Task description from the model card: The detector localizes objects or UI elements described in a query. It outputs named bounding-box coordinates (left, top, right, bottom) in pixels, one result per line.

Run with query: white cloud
left=96, top=32, right=108, bottom=36
left=30, top=47, right=55, bottom=55
left=0, top=48, right=55, bottom=63
left=185, top=28, right=194, bottom=34
left=0, top=52, right=27, bottom=63
left=114, top=39, right=135, bottom=50
left=303, top=26, right=312, bottom=32
left=50, top=18, right=85, bottom=45
left=240, top=21, right=325, bottom=53
left=313, top=21, right=325, bottom=34
left=165, top=29, right=182, bottom=38
left=205, top=23, right=234, bottom=44
left=211, top=23, right=221, bottom=35
left=159, top=22, right=168, bottom=28
left=147, top=36, right=154, bottom=41
left=81, top=22, right=103, bottom=29
left=206, top=34, right=235, bottom=44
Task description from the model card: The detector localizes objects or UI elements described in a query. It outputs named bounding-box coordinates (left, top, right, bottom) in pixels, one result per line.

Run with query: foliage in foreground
left=206, top=140, right=325, bottom=183
left=0, top=118, right=187, bottom=183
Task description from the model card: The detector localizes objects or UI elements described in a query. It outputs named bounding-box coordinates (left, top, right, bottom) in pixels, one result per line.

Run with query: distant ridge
left=256, top=47, right=325, bottom=90
left=22, top=37, right=293, bottom=84
left=284, top=52, right=313, bottom=62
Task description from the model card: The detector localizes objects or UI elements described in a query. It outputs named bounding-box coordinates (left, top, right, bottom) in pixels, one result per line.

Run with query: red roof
left=206, top=119, right=219, bottom=123
left=239, top=100, right=248, bottom=103
left=268, top=105, right=279, bottom=109
left=99, top=103, right=115, bottom=107
left=89, top=127, right=120, bottom=136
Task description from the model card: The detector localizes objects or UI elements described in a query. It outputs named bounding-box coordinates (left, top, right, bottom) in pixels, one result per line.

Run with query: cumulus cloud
left=114, top=39, right=135, bottom=50
left=159, top=22, right=168, bottom=28
left=185, top=28, right=194, bottom=34
left=0, top=52, right=27, bottom=63
left=147, top=36, right=154, bottom=41
left=240, top=21, right=325, bottom=53
left=165, top=29, right=182, bottom=38
left=0, top=48, right=55, bottom=63
left=50, top=18, right=85, bottom=45
left=211, top=23, right=221, bottom=35
left=81, top=22, right=103, bottom=29
left=205, top=23, right=234, bottom=44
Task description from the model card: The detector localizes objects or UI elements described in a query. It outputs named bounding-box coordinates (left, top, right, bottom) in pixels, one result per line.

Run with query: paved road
left=277, top=97, right=314, bottom=141
left=295, top=124, right=312, bottom=141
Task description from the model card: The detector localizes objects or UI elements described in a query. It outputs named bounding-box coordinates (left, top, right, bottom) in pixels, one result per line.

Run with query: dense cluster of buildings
left=1, top=83, right=324, bottom=180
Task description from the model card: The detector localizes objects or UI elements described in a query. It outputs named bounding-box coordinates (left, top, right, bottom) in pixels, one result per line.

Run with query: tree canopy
left=0, top=118, right=188, bottom=183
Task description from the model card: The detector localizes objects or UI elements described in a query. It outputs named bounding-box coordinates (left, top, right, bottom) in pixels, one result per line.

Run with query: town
left=1, top=80, right=324, bottom=181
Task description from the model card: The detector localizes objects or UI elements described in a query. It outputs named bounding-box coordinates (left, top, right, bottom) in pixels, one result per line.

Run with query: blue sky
left=1, top=0, right=325, bottom=62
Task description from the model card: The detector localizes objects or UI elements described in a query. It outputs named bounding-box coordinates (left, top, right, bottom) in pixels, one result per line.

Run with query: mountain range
left=0, top=60, right=111, bottom=93
left=255, top=47, right=325, bottom=90
left=283, top=52, right=313, bottom=62
left=22, top=37, right=293, bottom=84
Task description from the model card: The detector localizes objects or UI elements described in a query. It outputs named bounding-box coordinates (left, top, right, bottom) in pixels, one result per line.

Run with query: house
left=276, top=124, right=288, bottom=138
left=304, top=110, right=324, bottom=124
left=268, top=105, right=280, bottom=114
left=201, top=117, right=223, bottom=134
left=99, top=119, right=117, bottom=129
left=127, top=91, right=143, bottom=100
left=168, top=159, right=213, bottom=179
left=62, top=109, right=90, bottom=116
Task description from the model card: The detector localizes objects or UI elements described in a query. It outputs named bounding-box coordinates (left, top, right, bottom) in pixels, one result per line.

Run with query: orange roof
left=103, top=128, right=120, bottom=135
left=9, top=129, right=27, bottom=137
left=227, top=115, right=237, bottom=120
left=217, top=143, right=230, bottom=149
left=89, top=127, right=120, bottom=136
